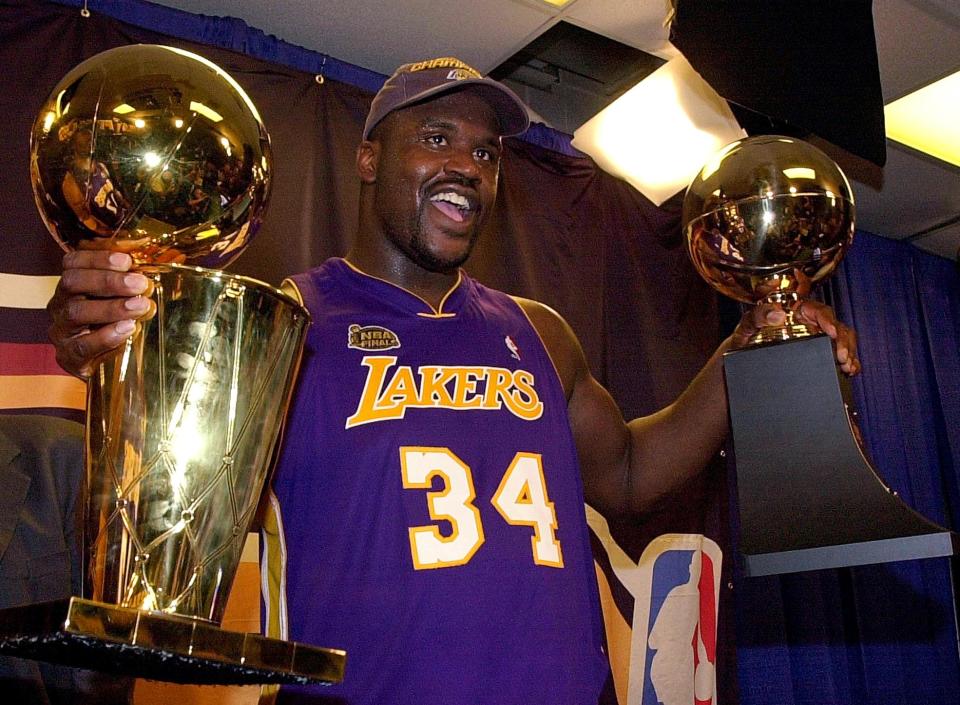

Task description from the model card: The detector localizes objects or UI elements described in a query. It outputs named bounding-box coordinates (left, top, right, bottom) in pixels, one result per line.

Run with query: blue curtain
left=737, top=232, right=960, bottom=705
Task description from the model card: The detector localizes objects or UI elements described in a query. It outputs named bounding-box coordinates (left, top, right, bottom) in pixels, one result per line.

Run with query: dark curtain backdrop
left=1, top=2, right=959, bottom=704
left=737, top=235, right=960, bottom=704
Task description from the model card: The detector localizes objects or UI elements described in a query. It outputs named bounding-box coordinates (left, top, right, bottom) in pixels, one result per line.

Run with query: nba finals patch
left=348, top=324, right=401, bottom=351
left=587, top=506, right=722, bottom=705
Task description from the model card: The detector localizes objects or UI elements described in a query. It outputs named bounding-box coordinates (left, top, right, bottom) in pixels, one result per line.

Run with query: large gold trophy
left=683, top=135, right=957, bottom=576
left=0, top=45, right=344, bottom=685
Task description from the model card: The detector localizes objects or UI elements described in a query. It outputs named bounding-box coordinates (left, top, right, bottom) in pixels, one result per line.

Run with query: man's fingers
left=51, top=295, right=153, bottom=332
left=47, top=249, right=155, bottom=379
left=63, top=250, right=134, bottom=273
left=794, top=300, right=861, bottom=376
left=730, top=303, right=784, bottom=347
left=59, top=250, right=152, bottom=302
left=57, top=266, right=151, bottom=299
left=53, top=321, right=138, bottom=380
left=729, top=300, right=861, bottom=376
left=794, top=300, right=837, bottom=338
left=761, top=306, right=786, bottom=327
left=834, top=325, right=859, bottom=376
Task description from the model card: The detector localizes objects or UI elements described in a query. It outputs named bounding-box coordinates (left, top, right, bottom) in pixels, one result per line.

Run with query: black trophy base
left=0, top=597, right=345, bottom=686
left=724, top=334, right=959, bottom=577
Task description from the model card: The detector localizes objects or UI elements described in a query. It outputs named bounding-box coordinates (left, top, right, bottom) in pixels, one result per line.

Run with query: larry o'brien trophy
left=0, top=45, right=344, bottom=685
left=684, top=135, right=958, bottom=576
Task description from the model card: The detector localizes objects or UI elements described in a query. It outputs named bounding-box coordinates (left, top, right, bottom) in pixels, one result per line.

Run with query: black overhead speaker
left=669, top=0, right=887, bottom=167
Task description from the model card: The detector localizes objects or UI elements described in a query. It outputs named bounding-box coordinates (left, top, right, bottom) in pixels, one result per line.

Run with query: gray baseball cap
left=363, top=57, right=530, bottom=139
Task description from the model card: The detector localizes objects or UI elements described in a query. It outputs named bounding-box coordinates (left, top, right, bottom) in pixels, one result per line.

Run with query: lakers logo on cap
left=446, top=68, right=475, bottom=81
left=348, top=324, right=401, bottom=351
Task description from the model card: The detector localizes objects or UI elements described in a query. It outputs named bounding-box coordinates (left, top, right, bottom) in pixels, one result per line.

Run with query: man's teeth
left=430, top=192, right=470, bottom=210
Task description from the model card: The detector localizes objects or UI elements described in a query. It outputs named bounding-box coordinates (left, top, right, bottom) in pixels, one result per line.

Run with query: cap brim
left=365, top=77, right=530, bottom=139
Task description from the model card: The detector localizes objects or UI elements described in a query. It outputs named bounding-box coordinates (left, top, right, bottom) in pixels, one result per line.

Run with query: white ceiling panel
left=563, top=0, right=678, bottom=58
left=873, top=0, right=960, bottom=100
left=911, top=221, right=960, bottom=260
left=153, top=0, right=556, bottom=75
left=853, top=142, right=960, bottom=239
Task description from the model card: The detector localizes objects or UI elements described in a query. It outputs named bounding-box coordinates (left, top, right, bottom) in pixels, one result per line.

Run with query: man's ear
left=356, top=140, right=379, bottom=184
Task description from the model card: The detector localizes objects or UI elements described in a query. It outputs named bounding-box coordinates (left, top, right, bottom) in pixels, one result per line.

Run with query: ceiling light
left=783, top=167, right=816, bottom=180
left=165, top=45, right=262, bottom=124
left=539, top=0, right=575, bottom=7
left=572, top=53, right=745, bottom=205
left=190, top=100, right=223, bottom=123
left=113, top=103, right=136, bottom=115
left=885, top=70, right=960, bottom=167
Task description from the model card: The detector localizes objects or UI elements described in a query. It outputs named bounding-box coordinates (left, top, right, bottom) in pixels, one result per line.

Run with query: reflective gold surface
left=30, top=44, right=271, bottom=268
left=0, top=598, right=345, bottom=685
left=86, top=265, right=308, bottom=623
left=23, top=46, right=330, bottom=682
left=683, top=135, right=855, bottom=343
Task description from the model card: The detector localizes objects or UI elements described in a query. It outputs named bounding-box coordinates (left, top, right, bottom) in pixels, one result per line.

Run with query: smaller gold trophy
left=683, top=135, right=957, bottom=576
left=0, top=45, right=344, bottom=685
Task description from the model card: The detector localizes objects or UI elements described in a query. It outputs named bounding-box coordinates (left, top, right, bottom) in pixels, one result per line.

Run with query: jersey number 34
left=400, top=446, right=564, bottom=570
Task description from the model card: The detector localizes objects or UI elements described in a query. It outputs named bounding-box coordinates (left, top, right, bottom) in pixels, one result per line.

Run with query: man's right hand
left=47, top=251, right=155, bottom=379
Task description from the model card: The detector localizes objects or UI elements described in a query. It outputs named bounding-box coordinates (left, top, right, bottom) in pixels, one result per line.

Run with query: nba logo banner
left=587, top=506, right=722, bottom=705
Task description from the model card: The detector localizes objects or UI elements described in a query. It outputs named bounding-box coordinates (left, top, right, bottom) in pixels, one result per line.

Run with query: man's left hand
left=730, top=301, right=860, bottom=376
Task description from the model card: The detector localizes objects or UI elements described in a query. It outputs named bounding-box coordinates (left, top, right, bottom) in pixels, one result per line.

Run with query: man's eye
left=425, top=134, right=447, bottom=146
left=475, top=148, right=495, bottom=162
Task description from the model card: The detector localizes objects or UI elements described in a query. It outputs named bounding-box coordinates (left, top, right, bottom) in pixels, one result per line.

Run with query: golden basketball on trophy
left=683, top=135, right=856, bottom=344
left=0, top=44, right=343, bottom=685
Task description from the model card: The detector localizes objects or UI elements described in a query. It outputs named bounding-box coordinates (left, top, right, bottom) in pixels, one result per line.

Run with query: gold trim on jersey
left=280, top=278, right=304, bottom=305
left=508, top=296, right=567, bottom=396
left=342, top=258, right=463, bottom=317
left=261, top=490, right=289, bottom=642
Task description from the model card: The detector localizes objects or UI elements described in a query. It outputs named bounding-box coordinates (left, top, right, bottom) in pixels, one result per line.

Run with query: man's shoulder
left=505, top=297, right=585, bottom=400
left=509, top=296, right=575, bottom=341
left=281, top=258, right=345, bottom=307
left=463, top=281, right=571, bottom=340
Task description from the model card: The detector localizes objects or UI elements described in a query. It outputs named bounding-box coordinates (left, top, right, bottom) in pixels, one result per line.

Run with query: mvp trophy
left=0, top=45, right=345, bottom=685
left=684, top=135, right=957, bottom=576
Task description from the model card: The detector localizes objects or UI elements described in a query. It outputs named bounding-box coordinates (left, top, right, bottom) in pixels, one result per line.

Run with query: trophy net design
left=0, top=44, right=344, bottom=685
left=87, top=269, right=303, bottom=622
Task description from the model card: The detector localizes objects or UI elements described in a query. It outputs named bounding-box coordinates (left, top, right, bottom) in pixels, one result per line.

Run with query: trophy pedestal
left=724, top=334, right=960, bottom=576
left=0, top=597, right=345, bottom=686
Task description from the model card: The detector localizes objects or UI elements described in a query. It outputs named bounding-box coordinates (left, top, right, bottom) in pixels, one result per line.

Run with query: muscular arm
left=515, top=297, right=858, bottom=519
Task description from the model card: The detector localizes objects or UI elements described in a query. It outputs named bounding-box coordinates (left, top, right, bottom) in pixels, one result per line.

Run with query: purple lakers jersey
left=263, top=258, right=607, bottom=704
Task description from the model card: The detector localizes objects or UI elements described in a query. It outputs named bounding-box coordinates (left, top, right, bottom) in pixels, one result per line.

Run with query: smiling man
left=47, top=57, right=859, bottom=705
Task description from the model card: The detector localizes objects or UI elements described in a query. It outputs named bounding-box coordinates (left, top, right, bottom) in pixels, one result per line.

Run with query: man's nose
left=442, top=149, right=480, bottom=181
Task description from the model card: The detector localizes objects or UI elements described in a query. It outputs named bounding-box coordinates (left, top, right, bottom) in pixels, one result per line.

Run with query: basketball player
left=47, top=58, right=858, bottom=704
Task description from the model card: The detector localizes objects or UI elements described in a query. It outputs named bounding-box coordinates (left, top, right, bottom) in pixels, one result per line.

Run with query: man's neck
left=344, top=247, right=460, bottom=311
